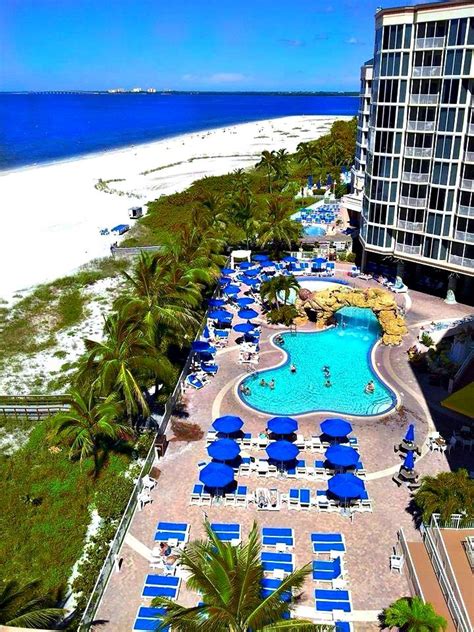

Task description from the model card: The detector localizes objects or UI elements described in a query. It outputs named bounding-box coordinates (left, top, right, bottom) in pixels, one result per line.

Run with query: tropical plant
left=267, top=305, right=299, bottom=326
left=296, top=142, right=323, bottom=178
left=0, top=579, right=64, bottom=628
left=382, top=596, right=447, bottom=632
left=230, top=168, right=251, bottom=195
left=52, top=387, right=129, bottom=474
left=261, top=275, right=299, bottom=308
left=152, top=521, right=322, bottom=631
left=257, top=150, right=277, bottom=193
left=258, top=197, right=302, bottom=258
left=413, top=469, right=474, bottom=524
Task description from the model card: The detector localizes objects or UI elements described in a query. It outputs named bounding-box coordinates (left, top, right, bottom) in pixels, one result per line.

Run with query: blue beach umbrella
left=325, top=445, right=359, bottom=468
left=191, top=341, right=215, bottom=353
left=243, top=277, right=259, bottom=287
left=239, top=261, right=253, bottom=269
left=221, top=267, right=235, bottom=275
left=201, top=325, right=210, bottom=340
left=223, top=284, right=240, bottom=295
left=201, top=363, right=218, bottom=374
left=199, top=462, right=234, bottom=489
left=313, top=257, right=327, bottom=265
left=244, top=268, right=260, bottom=277
left=403, top=451, right=415, bottom=471
left=326, top=174, right=333, bottom=186
left=234, top=322, right=256, bottom=334
left=282, top=256, right=298, bottom=263
left=208, top=309, right=232, bottom=322
left=236, top=297, right=255, bottom=307
left=213, top=415, right=244, bottom=434
left=208, top=439, right=240, bottom=462
left=267, top=417, right=298, bottom=436
left=253, top=254, right=269, bottom=262
left=238, top=308, right=259, bottom=320
left=328, top=473, right=365, bottom=499
left=266, top=440, right=299, bottom=463
left=320, top=418, right=352, bottom=438
left=404, top=424, right=415, bottom=443
left=219, top=276, right=231, bottom=286
left=208, top=298, right=225, bottom=308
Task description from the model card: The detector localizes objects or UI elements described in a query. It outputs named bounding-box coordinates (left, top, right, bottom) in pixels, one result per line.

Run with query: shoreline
left=0, top=114, right=350, bottom=299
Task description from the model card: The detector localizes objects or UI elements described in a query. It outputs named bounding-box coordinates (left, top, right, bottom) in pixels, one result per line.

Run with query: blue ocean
left=0, top=93, right=358, bottom=171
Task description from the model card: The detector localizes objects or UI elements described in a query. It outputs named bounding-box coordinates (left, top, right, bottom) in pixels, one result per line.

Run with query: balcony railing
left=464, top=151, right=474, bottom=163
left=412, top=65, right=442, bottom=77
left=457, top=204, right=474, bottom=218
left=414, top=36, right=445, bottom=49
left=402, top=172, right=430, bottom=184
left=410, top=94, right=439, bottom=105
left=469, top=124, right=474, bottom=135
left=397, top=219, right=424, bottom=231
left=407, top=120, right=436, bottom=132
left=449, top=254, right=474, bottom=269
left=461, top=178, right=474, bottom=191
left=395, top=243, right=421, bottom=255
left=454, top=230, right=474, bottom=244
left=405, top=146, right=433, bottom=158
left=400, top=195, right=427, bottom=208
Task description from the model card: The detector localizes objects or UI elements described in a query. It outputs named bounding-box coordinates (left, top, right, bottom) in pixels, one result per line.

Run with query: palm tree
left=152, top=521, right=322, bottom=631
left=258, top=197, right=302, bottom=259
left=414, top=469, right=474, bottom=524
left=257, top=150, right=277, bottom=193
left=52, top=387, right=129, bottom=474
left=77, top=313, right=174, bottom=426
left=261, top=275, right=299, bottom=308
left=0, top=579, right=64, bottom=628
left=230, top=168, right=251, bottom=195
left=229, top=191, right=260, bottom=248
left=383, top=597, right=447, bottom=632
left=296, top=142, right=323, bottom=178
left=274, top=148, right=291, bottom=186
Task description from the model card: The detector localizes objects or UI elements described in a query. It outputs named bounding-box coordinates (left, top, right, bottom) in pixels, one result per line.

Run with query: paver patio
left=93, top=267, right=473, bottom=631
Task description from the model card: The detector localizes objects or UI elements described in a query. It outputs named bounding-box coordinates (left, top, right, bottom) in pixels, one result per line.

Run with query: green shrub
left=338, top=251, right=347, bottom=261
left=94, top=475, right=134, bottom=521
left=345, top=252, right=356, bottom=262
left=267, top=305, right=298, bottom=326
left=421, top=332, right=434, bottom=347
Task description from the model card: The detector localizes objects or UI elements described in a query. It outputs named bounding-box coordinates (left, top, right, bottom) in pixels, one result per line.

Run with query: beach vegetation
left=382, top=596, right=447, bottom=632
left=413, top=469, right=474, bottom=524
left=0, top=579, right=65, bottom=629
left=152, top=521, right=322, bottom=631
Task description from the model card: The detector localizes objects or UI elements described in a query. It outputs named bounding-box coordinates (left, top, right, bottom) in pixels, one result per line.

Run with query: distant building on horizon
left=345, top=0, right=474, bottom=302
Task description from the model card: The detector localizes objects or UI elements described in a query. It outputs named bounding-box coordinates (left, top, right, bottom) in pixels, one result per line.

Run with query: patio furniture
left=210, top=523, right=241, bottom=544
left=186, top=374, right=207, bottom=389
left=213, top=415, right=244, bottom=435
left=190, top=483, right=211, bottom=506
left=154, top=522, right=190, bottom=543
left=138, top=490, right=153, bottom=511
left=261, top=551, right=294, bottom=575
left=315, top=589, right=352, bottom=613
left=141, top=474, right=157, bottom=491
left=390, top=554, right=404, bottom=572
left=142, top=575, right=181, bottom=600
left=312, top=533, right=346, bottom=554
left=312, top=557, right=344, bottom=582
left=255, top=487, right=280, bottom=510
left=261, top=578, right=291, bottom=601
left=288, top=488, right=311, bottom=510
left=262, top=527, right=294, bottom=548
left=133, top=606, right=169, bottom=631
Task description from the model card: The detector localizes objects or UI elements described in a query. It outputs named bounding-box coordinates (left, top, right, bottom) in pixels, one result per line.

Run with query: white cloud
left=279, top=38, right=306, bottom=47
left=346, top=37, right=366, bottom=46
left=181, top=72, right=247, bottom=84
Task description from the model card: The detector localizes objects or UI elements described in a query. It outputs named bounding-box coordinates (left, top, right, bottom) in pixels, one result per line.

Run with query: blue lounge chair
left=210, top=523, right=241, bottom=543
left=155, top=522, right=189, bottom=543
left=289, top=488, right=311, bottom=509
left=261, top=578, right=291, bottom=601
left=133, top=607, right=169, bottom=631
left=335, top=622, right=352, bottom=632
left=261, top=527, right=294, bottom=548
left=312, top=557, right=342, bottom=581
left=261, top=551, right=294, bottom=574
left=201, top=363, right=219, bottom=374
left=311, top=533, right=343, bottom=542
left=313, top=541, right=346, bottom=553
left=142, top=575, right=180, bottom=600
left=315, top=589, right=350, bottom=601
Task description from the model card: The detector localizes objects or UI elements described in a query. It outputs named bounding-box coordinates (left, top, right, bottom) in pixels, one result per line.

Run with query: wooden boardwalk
left=0, top=395, right=70, bottom=420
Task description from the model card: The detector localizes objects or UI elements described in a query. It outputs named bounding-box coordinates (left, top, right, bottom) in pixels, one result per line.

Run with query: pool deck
left=93, top=264, right=473, bottom=631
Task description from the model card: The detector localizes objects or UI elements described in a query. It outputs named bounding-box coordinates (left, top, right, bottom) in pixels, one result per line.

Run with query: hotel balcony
left=460, top=178, right=474, bottom=191
left=469, top=124, right=474, bottom=135
left=449, top=254, right=474, bottom=269
left=454, top=230, right=474, bottom=244
left=412, top=65, right=442, bottom=78
left=399, top=195, right=427, bottom=208
left=394, top=243, right=421, bottom=256
left=358, top=107, right=370, bottom=116
left=414, top=36, right=445, bottom=49
left=407, top=120, right=436, bottom=132
left=457, top=204, right=474, bottom=219
left=402, top=172, right=430, bottom=184
left=341, top=193, right=363, bottom=214
left=405, top=146, right=433, bottom=158
left=464, top=151, right=474, bottom=163
left=397, top=219, right=424, bottom=232
left=409, top=94, right=439, bottom=106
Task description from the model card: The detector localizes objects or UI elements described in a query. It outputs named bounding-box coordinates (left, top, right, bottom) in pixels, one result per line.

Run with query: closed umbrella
left=236, top=297, right=255, bottom=307
left=201, top=325, right=210, bottom=339
left=223, top=284, right=240, bottom=295
left=213, top=415, right=244, bottom=434
left=234, top=322, right=257, bottom=334
left=403, top=450, right=415, bottom=470
left=208, top=298, right=225, bottom=308
left=328, top=473, right=365, bottom=499
left=266, top=440, right=299, bottom=465
left=267, top=416, right=298, bottom=436
left=325, top=445, right=359, bottom=468
left=208, top=439, right=240, bottom=462
left=320, top=418, right=352, bottom=438
left=199, top=462, right=234, bottom=490
left=404, top=424, right=415, bottom=443
left=238, top=308, right=259, bottom=320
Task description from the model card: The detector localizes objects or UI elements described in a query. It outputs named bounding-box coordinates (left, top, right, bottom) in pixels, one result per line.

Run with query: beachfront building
left=349, top=0, right=474, bottom=303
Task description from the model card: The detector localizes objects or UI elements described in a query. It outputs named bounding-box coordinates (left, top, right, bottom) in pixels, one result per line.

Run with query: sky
left=0, top=0, right=416, bottom=92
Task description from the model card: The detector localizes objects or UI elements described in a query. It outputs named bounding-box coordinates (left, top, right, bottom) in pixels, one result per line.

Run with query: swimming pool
left=304, top=225, right=327, bottom=237
left=239, top=307, right=396, bottom=417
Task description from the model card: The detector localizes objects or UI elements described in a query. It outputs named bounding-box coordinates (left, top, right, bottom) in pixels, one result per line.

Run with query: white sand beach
left=0, top=114, right=350, bottom=300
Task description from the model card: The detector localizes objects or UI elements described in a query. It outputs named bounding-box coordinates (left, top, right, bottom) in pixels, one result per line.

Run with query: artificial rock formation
left=294, top=286, right=407, bottom=345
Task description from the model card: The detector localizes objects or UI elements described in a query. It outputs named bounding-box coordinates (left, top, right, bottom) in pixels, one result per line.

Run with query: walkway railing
left=111, top=245, right=162, bottom=258
left=421, top=514, right=472, bottom=632
left=0, top=395, right=70, bottom=420
left=398, top=528, right=425, bottom=601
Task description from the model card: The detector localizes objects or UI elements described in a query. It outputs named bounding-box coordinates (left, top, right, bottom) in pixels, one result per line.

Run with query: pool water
left=239, top=307, right=396, bottom=417
left=304, top=225, right=327, bottom=237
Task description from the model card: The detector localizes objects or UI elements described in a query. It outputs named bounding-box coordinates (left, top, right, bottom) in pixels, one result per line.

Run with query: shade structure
left=282, top=256, right=298, bottom=263
left=208, top=298, right=226, bottom=308
left=207, top=438, right=240, bottom=462
left=201, top=363, right=218, bottom=374
left=223, top=284, right=240, bottom=295
left=243, top=268, right=259, bottom=277
left=267, top=416, right=298, bottom=435
left=313, top=257, right=327, bottom=265
left=253, top=254, right=270, bottom=262
left=266, top=440, right=299, bottom=463
left=219, top=276, right=231, bottom=286
left=208, top=309, right=232, bottom=322
left=213, top=415, right=244, bottom=434
left=328, top=473, right=365, bottom=499
left=320, top=418, right=352, bottom=438
left=325, top=445, right=359, bottom=468
left=191, top=341, right=215, bottom=353
left=234, top=322, right=257, bottom=334
left=236, top=297, right=255, bottom=307
left=199, top=462, right=234, bottom=489
left=239, top=261, right=253, bottom=269
left=238, top=308, right=259, bottom=320
left=221, top=267, right=235, bottom=275
left=403, top=450, right=415, bottom=470
left=243, top=277, right=259, bottom=287
left=404, top=424, right=415, bottom=443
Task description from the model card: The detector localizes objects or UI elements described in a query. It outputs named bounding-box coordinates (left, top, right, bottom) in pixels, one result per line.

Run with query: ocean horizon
left=0, top=93, right=358, bottom=171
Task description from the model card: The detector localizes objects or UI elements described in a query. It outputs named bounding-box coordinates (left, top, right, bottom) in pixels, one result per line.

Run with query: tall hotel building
left=346, top=0, right=474, bottom=302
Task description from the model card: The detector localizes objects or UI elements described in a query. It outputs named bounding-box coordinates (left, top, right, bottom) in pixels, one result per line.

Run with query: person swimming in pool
left=269, top=379, right=275, bottom=390
left=325, top=379, right=332, bottom=388
left=290, top=363, right=297, bottom=373
left=365, top=380, right=375, bottom=394
left=260, top=378, right=267, bottom=387
left=275, top=334, right=285, bottom=345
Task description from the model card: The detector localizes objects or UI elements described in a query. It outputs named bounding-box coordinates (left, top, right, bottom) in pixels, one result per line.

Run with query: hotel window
left=430, top=187, right=446, bottom=212
left=459, top=190, right=474, bottom=209
left=372, top=155, right=393, bottom=178
left=424, top=237, right=441, bottom=260
left=375, top=27, right=383, bottom=53
left=399, top=207, right=425, bottom=224
left=417, top=21, right=447, bottom=40
left=368, top=202, right=388, bottom=224
left=378, top=79, right=399, bottom=102
left=400, top=183, right=428, bottom=200
left=413, top=50, right=442, bottom=69
left=456, top=217, right=474, bottom=236
left=435, top=135, right=454, bottom=160
left=406, top=132, right=433, bottom=150
left=438, top=108, right=456, bottom=132
left=403, top=158, right=430, bottom=175
left=463, top=50, right=472, bottom=75
left=441, top=79, right=460, bottom=104
left=451, top=242, right=474, bottom=261
left=408, top=106, right=436, bottom=125
left=411, top=78, right=440, bottom=96
left=380, top=52, right=401, bottom=76
left=404, top=24, right=412, bottom=48
left=445, top=50, right=463, bottom=76
left=432, top=162, right=449, bottom=186
left=383, top=24, right=403, bottom=50
left=376, top=105, right=397, bottom=128
left=448, top=18, right=467, bottom=47
left=468, top=18, right=474, bottom=45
